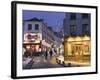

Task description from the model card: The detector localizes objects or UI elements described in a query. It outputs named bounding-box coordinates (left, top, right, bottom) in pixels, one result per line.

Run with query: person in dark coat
left=49, top=49, right=53, bottom=59
left=44, top=48, right=48, bottom=60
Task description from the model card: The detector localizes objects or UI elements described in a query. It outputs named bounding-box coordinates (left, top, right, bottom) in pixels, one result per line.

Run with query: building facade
left=23, top=17, right=62, bottom=56
left=63, top=13, right=91, bottom=63
left=63, top=13, right=91, bottom=37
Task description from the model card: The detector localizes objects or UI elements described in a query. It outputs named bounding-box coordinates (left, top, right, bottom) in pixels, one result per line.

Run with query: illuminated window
left=84, top=45, right=89, bottom=52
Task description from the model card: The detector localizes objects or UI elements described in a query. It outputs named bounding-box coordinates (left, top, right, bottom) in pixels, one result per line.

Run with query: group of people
left=23, top=46, right=57, bottom=60
left=43, top=48, right=57, bottom=60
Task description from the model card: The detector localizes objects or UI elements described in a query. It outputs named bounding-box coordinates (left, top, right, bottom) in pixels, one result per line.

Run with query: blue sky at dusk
left=23, top=10, right=65, bottom=30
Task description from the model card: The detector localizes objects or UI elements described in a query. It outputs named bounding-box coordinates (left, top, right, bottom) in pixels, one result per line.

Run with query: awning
left=41, top=41, right=51, bottom=47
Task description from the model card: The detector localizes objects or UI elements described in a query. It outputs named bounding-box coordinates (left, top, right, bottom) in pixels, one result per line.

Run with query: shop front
left=23, top=33, right=42, bottom=56
left=23, top=32, right=52, bottom=56
left=64, top=35, right=91, bottom=62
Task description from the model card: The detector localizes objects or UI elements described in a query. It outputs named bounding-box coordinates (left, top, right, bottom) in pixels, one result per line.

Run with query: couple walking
left=44, top=48, right=56, bottom=60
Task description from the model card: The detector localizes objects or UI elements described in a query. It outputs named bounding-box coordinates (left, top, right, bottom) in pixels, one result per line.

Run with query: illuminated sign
left=24, top=33, right=41, bottom=42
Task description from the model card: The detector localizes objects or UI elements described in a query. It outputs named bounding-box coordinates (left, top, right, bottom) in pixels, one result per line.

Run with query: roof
left=24, top=17, right=43, bottom=22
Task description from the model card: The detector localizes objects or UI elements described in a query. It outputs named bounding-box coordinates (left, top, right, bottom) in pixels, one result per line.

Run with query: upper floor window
left=70, top=13, right=76, bottom=20
left=35, top=24, right=39, bottom=30
left=70, top=25, right=76, bottom=36
left=28, top=24, right=32, bottom=30
left=82, top=24, right=89, bottom=35
left=82, top=14, right=89, bottom=19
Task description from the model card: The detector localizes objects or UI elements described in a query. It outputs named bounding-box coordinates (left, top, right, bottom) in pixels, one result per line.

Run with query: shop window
left=84, top=45, right=89, bottom=52
left=71, top=46, right=75, bottom=55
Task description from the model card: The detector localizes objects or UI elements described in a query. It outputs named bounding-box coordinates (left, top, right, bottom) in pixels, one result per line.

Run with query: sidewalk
left=64, top=60, right=90, bottom=66
left=49, top=56, right=57, bottom=65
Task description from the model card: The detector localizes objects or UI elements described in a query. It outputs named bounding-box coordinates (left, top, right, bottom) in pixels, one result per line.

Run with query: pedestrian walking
left=44, top=48, right=48, bottom=60
left=53, top=48, right=57, bottom=56
left=49, top=49, right=53, bottom=59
